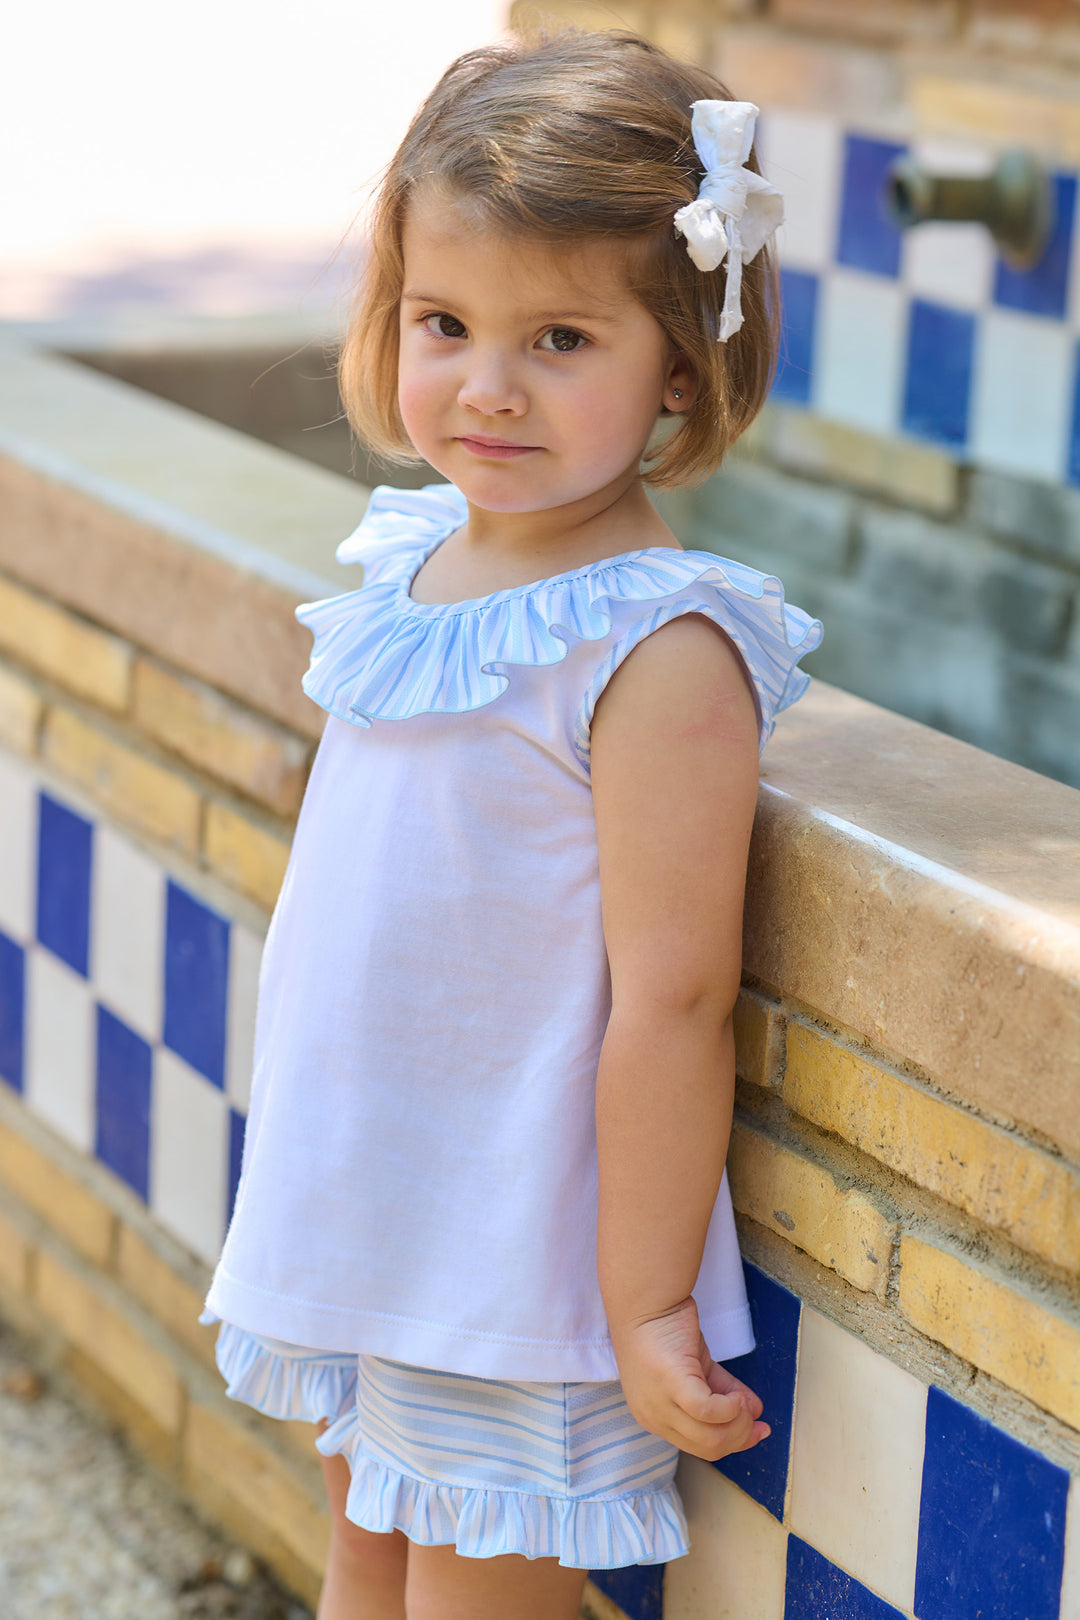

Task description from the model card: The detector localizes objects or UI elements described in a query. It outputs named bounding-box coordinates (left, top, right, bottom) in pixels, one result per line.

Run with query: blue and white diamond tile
left=591, top=1567, right=665, bottom=1620
left=0, top=752, right=35, bottom=942
left=901, top=299, right=976, bottom=450
left=0, top=750, right=263, bottom=1267
left=0, top=930, right=25, bottom=1095
left=915, top=1388, right=1069, bottom=1620
left=151, top=1046, right=230, bottom=1266
left=36, top=792, right=92, bottom=979
left=758, top=115, right=1080, bottom=486
left=163, top=880, right=230, bottom=1090
left=757, top=110, right=843, bottom=275
left=658, top=1256, right=1078, bottom=1619
left=25, top=946, right=95, bottom=1153
left=91, top=825, right=164, bottom=1043
left=786, top=1539, right=907, bottom=1620
left=717, top=1264, right=801, bottom=1520
left=788, top=1310, right=925, bottom=1612
left=95, top=1003, right=152, bottom=1202
left=815, top=270, right=907, bottom=435
left=225, top=921, right=262, bottom=1113
left=667, top=1458, right=789, bottom=1620
left=1061, top=1476, right=1080, bottom=1619
left=227, top=1105, right=246, bottom=1226
left=970, top=311, right=1074, bottom=482
left=994, top=174, right=1077, bottom=323
left=774, top=268, right=818, bottom=407
left=836, top=134, right=907, bottom=279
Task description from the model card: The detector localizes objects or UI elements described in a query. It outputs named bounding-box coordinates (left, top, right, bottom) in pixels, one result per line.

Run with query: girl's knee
left=331, top=1514, right=408, bottom=1572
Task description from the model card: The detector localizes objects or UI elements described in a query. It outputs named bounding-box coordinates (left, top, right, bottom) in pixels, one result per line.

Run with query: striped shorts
left=207, top=1320, right=689, bottom=1568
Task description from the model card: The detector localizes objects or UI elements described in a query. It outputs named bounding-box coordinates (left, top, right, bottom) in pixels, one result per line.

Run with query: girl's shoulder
left=294, top=483, right=822, bottom=740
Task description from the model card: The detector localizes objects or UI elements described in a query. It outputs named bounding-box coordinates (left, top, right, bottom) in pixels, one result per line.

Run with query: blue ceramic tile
left=914, top=1386, right=1068, bottom=1620
left=772, top=268, right=818, bottom=405
left=786, top=1538, right=907, bottom=1619
left=0, top=930, right=25, bottom=1093
left=716, top=1264, right=800, bottom=1519
left=36, top=793, right=93, bottom=977
left=163, top=881, right=229, bottom=1088
left=227, top=1107, right=246, bottom=1224
left=902, top=299, right=975, bottom=449
left=95, top=1005, right=152, bottom=1201
left=836, top=134, right=906, bottom=278
left=994, top=173, right=1076, bottom=321
left=589, top=1566, right=664, bottom=1620
left=1066, top=339, right=1080, bottom=485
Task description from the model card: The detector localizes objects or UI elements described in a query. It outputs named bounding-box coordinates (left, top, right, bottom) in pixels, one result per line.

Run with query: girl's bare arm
left=590, top=611, right=768, bottom=1460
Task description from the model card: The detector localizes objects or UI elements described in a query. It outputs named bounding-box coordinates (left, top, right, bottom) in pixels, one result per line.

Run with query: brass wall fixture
left=886, top=150, right=1055, bottom=269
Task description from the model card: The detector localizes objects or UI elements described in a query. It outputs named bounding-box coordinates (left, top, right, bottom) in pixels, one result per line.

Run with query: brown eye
left=540, top=327, right=585, bottom=353
left=424, top=313, right=466, bottom=338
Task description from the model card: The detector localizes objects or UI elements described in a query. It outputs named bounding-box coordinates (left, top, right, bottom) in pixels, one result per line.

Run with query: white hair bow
left=673, top=100, right=784, bottom=342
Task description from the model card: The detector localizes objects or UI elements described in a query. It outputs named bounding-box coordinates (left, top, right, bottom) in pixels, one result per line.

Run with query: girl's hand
left=610, top=1295, right=770, bottom=1462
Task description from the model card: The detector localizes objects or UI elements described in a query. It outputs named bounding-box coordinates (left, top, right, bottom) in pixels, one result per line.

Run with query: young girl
left=201, top=27, right=820, bottom=1620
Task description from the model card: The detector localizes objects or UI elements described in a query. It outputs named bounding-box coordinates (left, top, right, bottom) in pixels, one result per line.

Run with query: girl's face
left=397, top=193, right=691, bottom=515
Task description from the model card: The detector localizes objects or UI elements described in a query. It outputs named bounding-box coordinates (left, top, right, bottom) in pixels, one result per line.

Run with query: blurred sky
left=3, top=0, right=509, bottom=319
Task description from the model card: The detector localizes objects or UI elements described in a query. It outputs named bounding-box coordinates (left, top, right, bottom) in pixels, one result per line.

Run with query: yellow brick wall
left=0, top=557, right=311, bottom=923
left=728, top=987, right=1080, bottom=1464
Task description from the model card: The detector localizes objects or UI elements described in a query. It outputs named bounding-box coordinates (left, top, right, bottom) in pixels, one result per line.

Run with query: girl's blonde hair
left=339, top=27, right=780, bottom=489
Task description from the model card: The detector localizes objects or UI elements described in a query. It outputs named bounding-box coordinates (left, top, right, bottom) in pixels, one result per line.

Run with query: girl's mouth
left=456, top=436, right=539, bottom=459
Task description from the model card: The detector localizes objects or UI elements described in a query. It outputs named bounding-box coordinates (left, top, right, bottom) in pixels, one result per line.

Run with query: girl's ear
left=662, top=352, right=696, bottom=414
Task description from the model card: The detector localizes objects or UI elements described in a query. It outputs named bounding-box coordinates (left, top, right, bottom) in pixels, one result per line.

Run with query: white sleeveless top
left=204, top=483, right=822, bottom=1380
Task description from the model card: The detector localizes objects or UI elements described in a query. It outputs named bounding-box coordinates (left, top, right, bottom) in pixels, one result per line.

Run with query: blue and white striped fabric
left=208, top=1320, right=689, bottom=1568
left=295, top=482, right=822, bottom=746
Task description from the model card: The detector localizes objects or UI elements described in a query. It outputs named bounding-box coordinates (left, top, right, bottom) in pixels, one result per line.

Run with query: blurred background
left=2, top=0, right=507, bottom=324
left=2, top=8, right=1079, bottom=1620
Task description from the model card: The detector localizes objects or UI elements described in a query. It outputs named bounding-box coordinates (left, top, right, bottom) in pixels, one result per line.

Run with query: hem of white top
left=202, top=1274, right=755, bottom=1383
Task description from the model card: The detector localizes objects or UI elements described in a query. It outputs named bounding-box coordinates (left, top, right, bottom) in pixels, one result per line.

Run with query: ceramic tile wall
left=759, top=113, right=1080, bottom=485
left=0, top=748, right=256, bottom=1268
left=606, top=1266, right=1079, bottom=1620
left=0, top=742, right=1076, bottom=1619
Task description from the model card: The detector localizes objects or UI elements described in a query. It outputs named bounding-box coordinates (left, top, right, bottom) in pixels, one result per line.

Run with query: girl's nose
left=457, top=353, right=527, bottom=417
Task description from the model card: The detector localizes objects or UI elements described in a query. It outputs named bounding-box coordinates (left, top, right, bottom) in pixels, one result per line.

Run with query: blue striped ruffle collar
left=295, top=482, right=822, bottom=739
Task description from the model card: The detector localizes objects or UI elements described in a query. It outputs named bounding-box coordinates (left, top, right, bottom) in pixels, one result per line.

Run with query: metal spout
left=886, top=149, right=1054, bottom=269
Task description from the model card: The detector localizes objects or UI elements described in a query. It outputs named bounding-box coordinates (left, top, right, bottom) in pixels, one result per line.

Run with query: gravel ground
left=0, top=1320, right=313, bottom=1620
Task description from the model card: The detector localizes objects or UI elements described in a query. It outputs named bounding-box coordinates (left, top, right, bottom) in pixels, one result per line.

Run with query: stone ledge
left=753, top=682, right=1080, bottom=1158
left=0, top=349, right=368, bottom=738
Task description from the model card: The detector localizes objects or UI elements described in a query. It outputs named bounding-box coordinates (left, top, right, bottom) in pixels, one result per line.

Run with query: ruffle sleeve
left=296, top=482, right=822, bottom=744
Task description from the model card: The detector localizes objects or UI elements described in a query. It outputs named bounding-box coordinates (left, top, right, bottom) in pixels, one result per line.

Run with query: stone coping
left=2, top=342, right=1077, bottom=1153
left=0, top=348, right=365, bottom=599
left=752, top=693, right=1080, bottom=1158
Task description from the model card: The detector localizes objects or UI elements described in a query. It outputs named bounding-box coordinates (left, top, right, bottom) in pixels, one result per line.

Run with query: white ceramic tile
left=0, top=750, right=37, bottom=941
left=969, top=310, right=1073, bottom=481
left=789, top=1309, right=927, bottom=1613
left=1060, top=1474, right=1080, bottom=1620
left=1065, top=191, right=1080, bottom=333
left=756, top=110, right=843, bottom=273
left=24, top=945, right=95, bottom=1153
left=665, top=1457, right=787, bottom=1620
left=151, top=1048, right=228, bottom=1266
left=815, top=269, right=907, bottom=435
left=225, top=923, right=263, bottom=1112
left=902, top=223, right=994, bottom=312
left=90, top=825, right=165, bottom=1041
